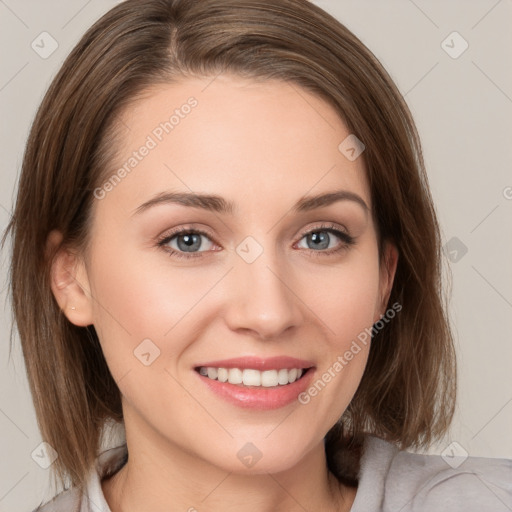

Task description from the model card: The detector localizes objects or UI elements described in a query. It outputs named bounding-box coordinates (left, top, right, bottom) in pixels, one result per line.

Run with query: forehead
left=94, top=74, right=370, bottom=221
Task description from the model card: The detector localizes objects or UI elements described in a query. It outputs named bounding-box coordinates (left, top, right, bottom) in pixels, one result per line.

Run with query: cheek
left=307, top=246, right=382, bottom=347
left=89, top=232, right=381, bottom=341
left=85, top=238, right=212, bottom=377
left=300, top=245, right=380, bottom=404
left=87, top=228, right=380, bottom=394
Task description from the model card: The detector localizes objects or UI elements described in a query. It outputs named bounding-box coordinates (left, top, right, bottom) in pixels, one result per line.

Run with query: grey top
left=33, top=435, right=512, bottom=511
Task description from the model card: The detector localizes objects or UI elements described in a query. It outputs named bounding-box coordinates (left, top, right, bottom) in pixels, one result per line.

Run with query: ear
left=374, top=240, right=399, bottom=323
left=47, top=230, right=94, bottom=327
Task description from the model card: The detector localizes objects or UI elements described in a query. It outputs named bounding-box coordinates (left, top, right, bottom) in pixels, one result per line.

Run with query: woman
left=3, top=0, right=511, bottom=510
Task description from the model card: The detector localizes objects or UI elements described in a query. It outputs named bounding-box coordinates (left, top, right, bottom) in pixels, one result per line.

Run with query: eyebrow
left=131, top=189, right=369, bottom=217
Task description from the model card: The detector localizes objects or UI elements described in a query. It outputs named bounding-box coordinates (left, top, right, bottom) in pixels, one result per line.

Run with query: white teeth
left=277, top=368, right=289, bottom=385
left=198, top=366, right=306, bottom=387
left=229, top=368, right=243, bottom=384
left=243, top=369, right=261, bottom=386
left=261, top=370, right=278, bottom=387
left=217, top=367, right=229, bottom=382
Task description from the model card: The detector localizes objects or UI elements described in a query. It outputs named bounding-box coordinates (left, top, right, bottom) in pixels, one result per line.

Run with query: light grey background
left=1, top=1, right=511, bottom=510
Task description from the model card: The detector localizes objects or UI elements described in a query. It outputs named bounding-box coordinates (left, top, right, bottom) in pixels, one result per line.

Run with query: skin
left=49, top=74, right=398, bottom=512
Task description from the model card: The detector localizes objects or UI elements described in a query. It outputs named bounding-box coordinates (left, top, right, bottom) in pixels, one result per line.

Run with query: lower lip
left=195, top=368, right=316, bottom=410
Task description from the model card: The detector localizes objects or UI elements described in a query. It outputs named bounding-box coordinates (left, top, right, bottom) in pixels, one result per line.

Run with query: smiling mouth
left=194, top=366, right=313, bottom=388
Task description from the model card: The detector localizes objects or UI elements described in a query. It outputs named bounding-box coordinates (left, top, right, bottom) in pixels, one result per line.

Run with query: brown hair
left=2, top=0, right=456, bottom=495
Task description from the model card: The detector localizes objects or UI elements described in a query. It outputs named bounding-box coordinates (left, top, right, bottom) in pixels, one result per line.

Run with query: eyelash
left=156, top=223, right=356, bottom=260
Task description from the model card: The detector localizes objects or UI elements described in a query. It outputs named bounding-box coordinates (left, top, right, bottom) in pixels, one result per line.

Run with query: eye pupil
left=308, top=231, right=329, bottom=250
left=178, top=233, right=201, bottom=251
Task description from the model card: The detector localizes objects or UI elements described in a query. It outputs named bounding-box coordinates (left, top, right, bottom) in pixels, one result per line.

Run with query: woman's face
left=57, top=74, right=396, bottom=474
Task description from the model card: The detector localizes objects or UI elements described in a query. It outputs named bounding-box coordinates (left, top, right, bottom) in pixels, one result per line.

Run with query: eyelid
left=156, top=222, right=356, bottom=259
left=297, top=222, right=351, bottom=240
left=156, top=225, right=219, bottom=256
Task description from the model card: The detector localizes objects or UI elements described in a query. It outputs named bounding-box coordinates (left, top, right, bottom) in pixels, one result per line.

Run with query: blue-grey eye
left=161, top=229, right=215, bottom=254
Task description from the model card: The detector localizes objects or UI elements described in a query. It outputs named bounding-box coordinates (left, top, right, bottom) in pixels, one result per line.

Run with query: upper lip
left=194, top=356, right=315, bottom=371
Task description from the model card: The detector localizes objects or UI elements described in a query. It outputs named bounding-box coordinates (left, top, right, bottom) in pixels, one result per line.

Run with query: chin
left=198, top=435, right=316, bottom=476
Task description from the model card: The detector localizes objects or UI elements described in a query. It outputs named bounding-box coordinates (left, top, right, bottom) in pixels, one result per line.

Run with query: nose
left=223, top=246, right=304, bottom=340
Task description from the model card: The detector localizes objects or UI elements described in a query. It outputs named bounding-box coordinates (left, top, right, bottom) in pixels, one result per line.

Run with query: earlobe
left=47, top=230, right=94, bottom=327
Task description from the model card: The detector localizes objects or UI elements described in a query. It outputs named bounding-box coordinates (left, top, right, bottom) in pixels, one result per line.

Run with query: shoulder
left=31, top=487, right=81, bottom=512
left=31, top=443, right=128, bottom=512
left=384, top=443, right=512, bottom=511
left=350, top=435, right=512, bottom=512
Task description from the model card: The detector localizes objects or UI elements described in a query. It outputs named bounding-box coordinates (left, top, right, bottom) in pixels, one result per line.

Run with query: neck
left=102, top=419, right=357, bottom=512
